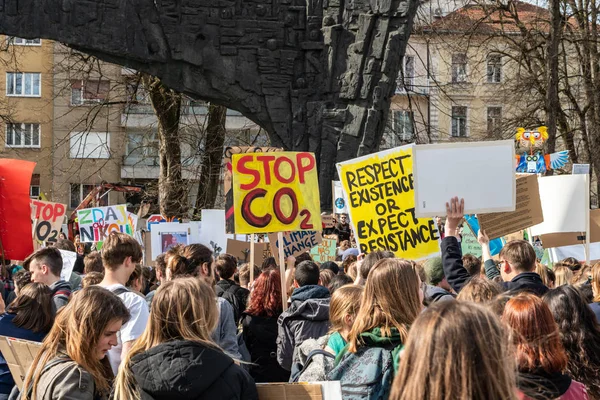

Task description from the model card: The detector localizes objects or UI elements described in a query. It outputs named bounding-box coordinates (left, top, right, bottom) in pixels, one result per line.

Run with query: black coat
left=442, top=236, right=548, bottom=296
left=216, top=279, right=250, bottom=323
left=130, top=340, right=258, bottom=400
left=242, top=313, right=290, bottom=383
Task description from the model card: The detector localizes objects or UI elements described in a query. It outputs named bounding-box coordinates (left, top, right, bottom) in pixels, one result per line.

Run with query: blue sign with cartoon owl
left=514, top=127, right=569, bottom=174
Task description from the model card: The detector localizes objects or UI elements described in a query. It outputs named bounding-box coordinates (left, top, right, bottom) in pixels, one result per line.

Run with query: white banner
left=332, top=181, right=348, bottom=214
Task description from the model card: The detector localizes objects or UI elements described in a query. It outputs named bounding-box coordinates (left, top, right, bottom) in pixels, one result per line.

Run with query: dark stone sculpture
left=0, top=0, right=418, bottom=209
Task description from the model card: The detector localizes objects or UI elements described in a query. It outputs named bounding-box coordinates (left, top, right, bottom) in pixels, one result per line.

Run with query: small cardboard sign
left=30, top=200, right=67, bottom=244
left=321, top=214, right=335, bottom=229
left=256, top=381, right=342, bottom=400
left=310, top=238, right=338, bottom=263
left=0, top=336, right=42, bottom=389
left=226, top=239, right=272, bottom=264
left=268, top=231, right=323, bottom=264
left=478, top=174, right=544, bottom=240
left=461, top=224, right=482, bottom=258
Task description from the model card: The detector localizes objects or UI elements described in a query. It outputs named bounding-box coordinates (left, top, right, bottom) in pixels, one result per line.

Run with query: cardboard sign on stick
left=30, top=200, right=66, bottom=244
left=77, top=205, right=133, bottom=242
left=0, top=159, right=36, bottom=260
left=0, top=336, right=42, bottom=389
left=478, top=174, right=543, bottom=240
left=461, top=224, right=483, bottom=258
left=268, top=231, right=322, bottom=264
left=310, top=238, right=337, bottom=263
left=540, top=209, right=600, bottom=249
left=226, top=239, right=272, bottom=263
left=337, top=144, right=440, bottom=260
left=232, top=152, right=322, bottom=234
left=530, top=175, right=588, bottom=236
left=412, top=140, right=516, bottom=217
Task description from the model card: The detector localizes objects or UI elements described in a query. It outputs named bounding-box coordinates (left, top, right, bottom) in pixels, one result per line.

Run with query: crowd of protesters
left=0, top=197, right=598, bottom=399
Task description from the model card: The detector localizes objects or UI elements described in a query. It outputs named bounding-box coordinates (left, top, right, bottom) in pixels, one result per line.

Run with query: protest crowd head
left=28, top=247, right=63, bottom=285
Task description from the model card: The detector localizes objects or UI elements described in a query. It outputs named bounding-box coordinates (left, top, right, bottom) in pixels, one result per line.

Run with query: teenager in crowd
left=114, top=278, right=258, bottom=400
left=356, top=251, right=395, bottom=286
left=328, top=258, right=423, bottom=399
left=215, top=253, right=249, bottom=324
left=320, top=261, right=340, bottom=275
left=544, top=286, right=600, bottom=399
left=328, top=274, right=353, bottom=294
left=27, top=247, right=72, bottom=312
left=178, top=244, right=241, bottom=360
left=19, top=286, right=129, bottom=400
left=81, top=272, right=103, bottom=288
left=319, top=269, right=335, bottom=289
left=462, top=253, right=482, bottom=276
left=0, top=284, right=54, bottom=399
left=261, top=257, right=277, bottom=271
left=502, top=294, right=587, bottom=399
left=536, top=263, right=555, bottom=288
left=443, top=197, right=547, bottom=295
left=277, top=260, right=331, bottom=371
left=125, top=265, right=145, bottom=298
left=591, top=263, right=600, bottom=321
left=334, top=214, right=351, bottom=242
left=238, top=263, right=260, bottom=289
left=242, top=269, right=289, bottom=383
left=326, top=285, right=363, bottom=356
left=390, top=301, right=517, bottom=400
left=83, top=251, right=103, bottom=274
left=4, top=270, right=31, bottom=307
left=423, top=257, right=455, bottom=304
left=554, top=265, right=574, bottom=287
left=572, top=265, right=592, bottom=286
left=98, top=233, right=149, bottom=374
left=144, top=254, right=166, bottom=306
left=456, top=276, right=502, bottom=304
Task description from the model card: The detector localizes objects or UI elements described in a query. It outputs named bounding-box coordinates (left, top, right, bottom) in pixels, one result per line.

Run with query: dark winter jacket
left=48, top=280, right=72, bottom=313
left=442, top=237, right=548, bottom=296
left=424, top=284, right=455, bottom=305
left=277, top=285, right=331, bottom=371
left=216, top=279, right=249, bottom=323
left=129, top=340, right=258, bottom=400
left=590, top=302, right=600, bottom=323
left=242, top=313, right=290, bottom=383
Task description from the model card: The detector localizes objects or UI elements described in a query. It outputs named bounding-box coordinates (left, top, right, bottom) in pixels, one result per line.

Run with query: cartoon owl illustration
left=515, top=126, right=569, bottom=174
left=516, top=126, right=548, bottom=149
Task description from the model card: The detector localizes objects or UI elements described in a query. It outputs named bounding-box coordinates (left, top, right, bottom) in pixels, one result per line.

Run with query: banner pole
left=585, top=174, right=591, bottom=264
left=249, top=233, right=255, bottom=285
left=278, top=231, right=288, bottom=311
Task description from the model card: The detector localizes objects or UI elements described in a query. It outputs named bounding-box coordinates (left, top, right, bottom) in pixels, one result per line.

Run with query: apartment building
left=0, top=37, right=54, bottom=198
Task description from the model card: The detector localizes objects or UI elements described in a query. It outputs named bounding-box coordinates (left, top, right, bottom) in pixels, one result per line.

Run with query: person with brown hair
left=503, top=293, right=587, bottom=399
left=98, top=232, right=148, bottom=374
left=81, top=272, right=104, bottom=288
left=19, top=286, right=130, bottom=400
left=215, top=253, right=249, bottom=324
left=0, top=283, right=54, bottom=397
left=462, top=253, right=482, bottom=276
left=242, top=269, right=289, bottom=383
left=591, top=262, right=600, bottom=321
left=571, top=264, right=592, bottom=286
left=327, top=258, right=423, bottom=399
left=554, top=265, right=574, bottom=287
left=319, top=269, right=335, bottom=289
left=114, top=278, right=257, bottom=400
left=390, top=301, right=517, bottom=400
left=4, top=270, right=32, bottom=307
left=443, top=198, right=548, bottom=295
left=238, top=263, right=260, bottom=289
left=456, top=276, right=502, bottom=303
left=83, top=251, right=103, bottom=274
left=27, top=247, right=72, bottom=312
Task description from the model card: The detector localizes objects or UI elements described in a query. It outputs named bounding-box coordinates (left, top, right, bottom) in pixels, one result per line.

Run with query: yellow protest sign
left=337, top=144, right=440, bottom=260
left=232, top=152, right=321, bottom=234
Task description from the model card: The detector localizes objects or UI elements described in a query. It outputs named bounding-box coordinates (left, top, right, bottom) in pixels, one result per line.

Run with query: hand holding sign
left=444, top=197, right=464, bottom=239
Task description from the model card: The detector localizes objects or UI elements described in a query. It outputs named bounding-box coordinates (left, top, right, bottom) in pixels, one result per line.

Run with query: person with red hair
left=502, top=293, right=588, bottom=400
left=241, top=269, right=290, bottom=383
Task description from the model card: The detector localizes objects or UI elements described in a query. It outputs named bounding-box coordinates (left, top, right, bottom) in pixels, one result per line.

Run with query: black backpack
left=217, top=284, right=246, bottom=323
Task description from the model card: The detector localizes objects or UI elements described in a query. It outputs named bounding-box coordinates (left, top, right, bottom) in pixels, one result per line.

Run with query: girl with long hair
left=242, top=269, right=289, bottom=383
left=20, top=286, right=130, bottom=400
left=327, top=258, right=423, bottom=399
left=115, top=278, right=257, bottom=399
left=554, top=265, right=573, bottom=287
left=326, top=285, right=363, bottom=355
left=503, top=293, right=587, bottom=399
left=544, top=286, right=600, bottom=399
left=0, top=283, right=54, bottom=398
left=390, top=301, right=517, bottom=400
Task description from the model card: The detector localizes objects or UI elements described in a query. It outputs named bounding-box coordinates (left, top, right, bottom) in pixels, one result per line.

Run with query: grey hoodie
left=424, top=284, right=455, bottom=305
left=276, top=285, right=331, bottom=371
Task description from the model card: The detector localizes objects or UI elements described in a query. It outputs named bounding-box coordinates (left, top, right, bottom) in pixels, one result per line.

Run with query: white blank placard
left=413, top=140, right=516, bottom=217
left=530, top=175, right=588, bottom=236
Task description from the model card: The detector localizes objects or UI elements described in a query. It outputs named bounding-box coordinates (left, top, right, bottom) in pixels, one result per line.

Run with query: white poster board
left=58, top=250, right=77, bottom=282
left=550, top=242, right=600, bottom=263
left=572, top=164, right=590, bottom=175
left=150, top=222, right=201, bottom=261
left=530, top=175, right=588, bottom=236
left=198, top=209, right=229, bottom=256
left=332, top=181, right=348, bottom=214
left=412, top=140, right=516, bottom=217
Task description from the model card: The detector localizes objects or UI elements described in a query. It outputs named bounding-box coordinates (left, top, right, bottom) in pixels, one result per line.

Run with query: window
left=69, top=132, right=110, bottom=159
left=6, top=72, right=41, bottom=96
left=397, top=56, right=415, bottom=93
left=451, top=106, right=468, bottom=137
left=487, top=54, right=502, bottom=83
left=487, top=106, right=502, bottom=137
left=30, top=174, right=40, bottom=199
left=125, top=131, right=159, bottom=166
left=8, top=37, right=41, bottom=46
left=451, top=54, right=468, bottom=83
left=70, top=184, right=108, bottom=209
left=71, top=79, right=110, bottom=105
left=392, top=110, right=414, bottom=142
left=6, top=123, right=40, bottom=148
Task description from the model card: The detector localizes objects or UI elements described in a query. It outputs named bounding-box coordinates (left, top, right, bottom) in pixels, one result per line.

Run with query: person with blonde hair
left=327, top=258, right=423, bottom=399
left=19, top=286, right=130, bottom=400
left=554, top=265, right=573, bottom=287
left=114, top=278, right=257, bottom=400
left=390, top=301, right=518, bottom=400
left=456, top=276, right=502, bottom=303
left=326, top=285, right=364, bottom=355
left=591, top=262, right=600, bottom=321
